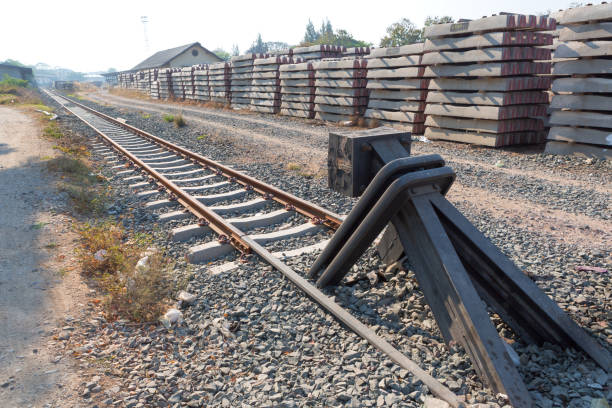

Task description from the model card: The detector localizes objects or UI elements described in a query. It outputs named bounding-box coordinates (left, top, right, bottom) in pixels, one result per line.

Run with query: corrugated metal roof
left=130, top=42, right=220, bottom=71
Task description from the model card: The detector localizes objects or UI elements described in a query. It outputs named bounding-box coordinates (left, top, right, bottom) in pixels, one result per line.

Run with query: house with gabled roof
left=131, top=42, right=222, bottom=71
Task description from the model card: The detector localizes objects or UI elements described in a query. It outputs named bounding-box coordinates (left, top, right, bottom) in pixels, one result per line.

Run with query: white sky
left=2, top=0, right=572, bottom=72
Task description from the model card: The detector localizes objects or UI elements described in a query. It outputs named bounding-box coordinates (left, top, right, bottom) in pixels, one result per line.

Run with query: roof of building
left=131, top=42, right=221, bottom=71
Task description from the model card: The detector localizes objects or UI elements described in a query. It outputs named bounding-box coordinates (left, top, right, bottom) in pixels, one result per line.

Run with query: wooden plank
left=544, top=140, right=611, bottom=159
left=368, top=43, right=423, bottom=58
left=367, top=99, right=424, bottom=112
left=428, top=76, right=550, bottom=91
left=425, top=115, right=543, bottom=133
left=548, top=126, right=612, bottom=146
left=552, top=59, right=612, bottom=75
left=560, top=22, right=612, bottom=41
left=425, top=103, right=546, bottom=120
left=426, top=90, right=548, bottom=105
left=369, top=89, right=426, bottom=101
left=550, top=110, right=612, bottom=129
left=364, top=109, right=423, bottom=122
left=422, top=47, right=550, bottom=65
left=424, top=62, right=550, bottom=77
left=550, top=94, right=612, bottom=111
left=366, top=56, right=421, bottom=69
left=424, top=32, right=552, bottom=51
left=366, top=79, right=429, bottom=90
left=555, top=41, right=612, bottom=58
left=552, top=77, right=612, bottom=93
left=554, top=3, right=612, bottom=25
left=367, top=67, right=422, bottom=79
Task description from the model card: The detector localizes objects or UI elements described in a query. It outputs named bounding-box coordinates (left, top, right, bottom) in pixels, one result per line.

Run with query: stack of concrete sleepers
left=193, top=65, right=210, bottom=102
left=250, top=56, right=289, bottom=114
left=313, top=59, right=368, bottom=122
left=422, top=14, right=555, bottom=147
left=230, top=54, right=261, bottom=110
left=343, top=47, right=370, bottom=58
left=208, top=62, right=231, bottom=104
left=279, top=62, right=315, bottom=119
left=292, top=45, right=343, bottom=61
left=545, top=3, right=612, bottom=159
left=171, top=69, right=185, bottom=100
left=364, top=43, right=427, bottom=133
left=181, top=67, right=195, bottom=100
left=158, top=69, right=172, bottom=99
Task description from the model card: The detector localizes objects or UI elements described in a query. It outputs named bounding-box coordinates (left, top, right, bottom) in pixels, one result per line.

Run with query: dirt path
left=0, top=107, right=86, bottom=407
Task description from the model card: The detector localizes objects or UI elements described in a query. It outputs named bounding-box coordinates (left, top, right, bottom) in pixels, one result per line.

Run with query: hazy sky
left=2, top=0, right=572, bottom=72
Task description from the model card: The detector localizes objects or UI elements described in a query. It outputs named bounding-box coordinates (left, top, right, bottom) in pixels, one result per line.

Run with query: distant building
left=103, top=42, right=222, bottom=85
left=0, top=63, right=35, bottom=86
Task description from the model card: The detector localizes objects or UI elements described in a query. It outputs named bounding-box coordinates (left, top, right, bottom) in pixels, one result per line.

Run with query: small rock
left=424, top=397, right=451, bottom=408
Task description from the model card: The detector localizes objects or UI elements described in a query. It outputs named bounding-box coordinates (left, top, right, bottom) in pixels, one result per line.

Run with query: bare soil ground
left=0, top=107, right=88, bottom=407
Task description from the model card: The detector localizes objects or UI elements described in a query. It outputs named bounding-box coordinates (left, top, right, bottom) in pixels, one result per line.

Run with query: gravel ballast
left=39, top=91, right=611, bottom=407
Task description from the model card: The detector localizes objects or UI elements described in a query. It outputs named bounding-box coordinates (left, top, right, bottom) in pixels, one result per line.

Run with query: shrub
left=0, top=73, right=28, bottom=88
left=76, top=222, right=173, bottom=322
left=174, top=113, right=185, bottom=128
left=162, top=113, right=174, bottom=122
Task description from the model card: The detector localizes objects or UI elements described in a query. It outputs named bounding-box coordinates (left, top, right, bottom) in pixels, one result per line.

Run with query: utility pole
left=141, top=16, right=149, bottom=51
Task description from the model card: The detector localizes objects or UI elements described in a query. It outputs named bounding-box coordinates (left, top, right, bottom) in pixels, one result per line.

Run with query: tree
left=213, top=48, right=231, bottom=61
left=1, top=59, right=27, bottom=67
left=265, top=41, right=290, bottom=52
left=231, top=44, right=240, bottom=56
left=246, top=33, right=268, bottom=54
left=304, top=19, right=317, bottom=43
left=379, top=18, right=422, bottom=47
left=300, top=18, right=370, bottom=47
left=422, top=16, right=454, bottom=39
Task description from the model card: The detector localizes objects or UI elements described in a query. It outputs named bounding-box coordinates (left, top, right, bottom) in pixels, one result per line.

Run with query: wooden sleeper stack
left=313, top=59, right=368, bottom=123
left=364, top=43, right=427, bottom=133
left=171, top=69, right=185, bottom=100
left=545, top=3, right=612, bottom=159
left=422, top=14, right=555, bottom=147
left=279, top=62, right=315, bottom=119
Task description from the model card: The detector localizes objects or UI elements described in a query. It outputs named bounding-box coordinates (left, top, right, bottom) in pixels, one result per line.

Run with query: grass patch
left=31, top=222, right=47, bottom=230
left=197, top=134, right=207, bottom=140
left=43, top=122, right=89, bottom=157
left=44, top=242, right=58, bottom=249
left=47, top=156, right=108, bottom=215
left=162, top=113, right=174, bottom=123
left=140, top=112, right=151, bottom=119
left=76, top=222, right=173, bottom=322
left=286, top=162, right=301, bottom=171
left=0, top=93, right=16, bottom=104
left=173, top=113, right=185, bottom=127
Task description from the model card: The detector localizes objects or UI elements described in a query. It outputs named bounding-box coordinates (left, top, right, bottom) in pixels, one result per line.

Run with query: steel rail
left=52, top=93, right=343, bottom=230
left=46, top=90, right=464, bottom=407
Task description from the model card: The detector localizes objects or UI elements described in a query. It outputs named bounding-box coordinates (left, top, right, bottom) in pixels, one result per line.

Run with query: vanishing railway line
left=44, top=90, right=464, bottom=407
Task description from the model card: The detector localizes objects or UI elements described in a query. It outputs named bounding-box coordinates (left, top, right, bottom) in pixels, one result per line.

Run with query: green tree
left=422, top=16, right=454, bottom=39
left=231, top=44, right=240, bottom=56
left=213, top=48, right=231, bottom=61
left=247, top=33, right=268, bottom=54
left=304, top=19, right=317, bottom=43
left=379, top=18, right=422, bottom=47
left=1, top=59, right=27, bottom=67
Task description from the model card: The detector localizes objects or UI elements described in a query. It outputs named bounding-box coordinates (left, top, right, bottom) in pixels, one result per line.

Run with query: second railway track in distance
left=44, top=90, right=465, bottom=407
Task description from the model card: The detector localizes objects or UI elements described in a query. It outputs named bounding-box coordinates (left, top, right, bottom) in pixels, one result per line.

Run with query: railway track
left=45, top=89, right=465, bottom=406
